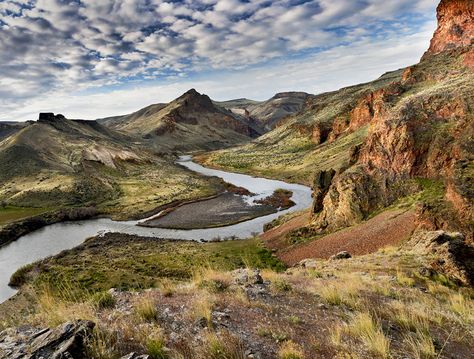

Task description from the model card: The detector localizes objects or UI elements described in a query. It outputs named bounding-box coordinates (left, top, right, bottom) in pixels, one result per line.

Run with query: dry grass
left=448, top=293, right=474, bottom=324
left=405, top=331, right=437, bottom=359
left=346, top=312, right=390, bottom=358
left=199, top=331, right=246, bottom=359
left=189, top=292, right=215, bottom=327
left=315, top=275, right=364, bottom=309
left=34, top=287, right=96, bottom=327
left=134, top=295, right=158, bottom=322
left=193, top=267, right=233, bottom=293
left=277, top=340, right=305, bottom=359
left=396, top=270, right=415, bottom=287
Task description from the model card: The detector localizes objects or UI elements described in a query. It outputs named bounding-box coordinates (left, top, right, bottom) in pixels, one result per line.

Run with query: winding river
left=0, top=156, right=312, bottom=303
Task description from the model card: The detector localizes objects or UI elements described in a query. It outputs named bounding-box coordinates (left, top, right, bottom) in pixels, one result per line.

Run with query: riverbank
left=0, top=207, right=98, bottom=248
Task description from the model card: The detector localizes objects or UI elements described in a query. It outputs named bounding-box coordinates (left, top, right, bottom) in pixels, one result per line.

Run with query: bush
left=91, top=291, right=116, bottom=310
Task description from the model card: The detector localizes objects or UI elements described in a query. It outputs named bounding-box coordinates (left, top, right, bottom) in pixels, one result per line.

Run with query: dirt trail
left=262, top=209, right=416, bottom=265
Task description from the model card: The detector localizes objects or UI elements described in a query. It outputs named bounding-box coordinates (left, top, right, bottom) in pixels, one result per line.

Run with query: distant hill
left=216, top=92, right=310, bottom=131
left=98, top=89, right=260, bottom=151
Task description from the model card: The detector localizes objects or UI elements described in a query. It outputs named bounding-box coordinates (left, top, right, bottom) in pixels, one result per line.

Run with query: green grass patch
left=0, top=206, right=49, bottom=226
left=18, top=234, right=285, bottom=299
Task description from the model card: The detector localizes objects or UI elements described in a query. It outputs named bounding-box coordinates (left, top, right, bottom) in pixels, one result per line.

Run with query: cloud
left=0, top=18, right=436, bottom=122
left=0, top=0, right=437, bottom=120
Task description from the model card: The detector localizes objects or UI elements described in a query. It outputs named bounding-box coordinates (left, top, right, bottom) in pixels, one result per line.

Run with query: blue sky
left=0, top=0, right=438, bottom=121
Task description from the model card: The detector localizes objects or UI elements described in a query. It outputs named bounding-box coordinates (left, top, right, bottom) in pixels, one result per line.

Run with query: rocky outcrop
left=312, top=169, right=336, bottom=213
left=406, top=230, right=474, bottom=285
left=0, top=320, right=94, bottom=359
left=423, top=0, right=474, bottom=58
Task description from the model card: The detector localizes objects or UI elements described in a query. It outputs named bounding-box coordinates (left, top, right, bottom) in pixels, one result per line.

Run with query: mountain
left=202, top=0, right=474, bottom=264
left=217, top=92, right=310, bottom=131
left=98, top=89, right=260, bottom=151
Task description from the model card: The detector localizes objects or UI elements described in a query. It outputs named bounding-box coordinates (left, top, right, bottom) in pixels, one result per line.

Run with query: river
left=0, top=156, right=312, bottom=302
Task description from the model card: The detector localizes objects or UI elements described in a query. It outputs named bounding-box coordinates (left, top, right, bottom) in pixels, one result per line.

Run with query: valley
left=0, top=0, right=473, bottom=358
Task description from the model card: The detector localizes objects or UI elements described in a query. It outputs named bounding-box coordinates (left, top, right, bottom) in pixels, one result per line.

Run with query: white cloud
left=0, top=0, right=438, bottom=121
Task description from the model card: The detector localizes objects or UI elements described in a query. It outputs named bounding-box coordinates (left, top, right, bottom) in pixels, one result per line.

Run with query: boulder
left=0, top=320, right=95, bottom=359
left=406, top=230, right=474, bottom=285
left=297, top=259, right=319, bottom=268
left=330, top=251, right=352, bottom=260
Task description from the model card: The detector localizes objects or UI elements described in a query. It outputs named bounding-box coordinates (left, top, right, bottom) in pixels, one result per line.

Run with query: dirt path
left=262, top=209, right=416, bottom=265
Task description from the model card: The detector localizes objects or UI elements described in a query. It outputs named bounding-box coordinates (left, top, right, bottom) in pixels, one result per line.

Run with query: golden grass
left=346, top=312, right=390, bottom=358
left=405, top=331, right=437, bottom=359
left=34, top=287, right=96, bottom=327
left=396, top=270, right=415, bottom=287
left=278, top=340, right=305, bottom=359
left=193, top=267, right=233, bottom=293
left=134, top=295, right=158, bottom=322
left=315, top=275, right=364, bottom=309
left=448, top=293, right=474, bottom=324
left=190, top=292, right=215, bottom=327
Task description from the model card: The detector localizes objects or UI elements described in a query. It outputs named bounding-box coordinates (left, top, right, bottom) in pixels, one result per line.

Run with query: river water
left=0, top=156, right=312, bottom=302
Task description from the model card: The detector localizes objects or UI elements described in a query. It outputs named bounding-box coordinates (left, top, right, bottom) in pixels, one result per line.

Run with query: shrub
left=135, top=296, right=158, bottom=322
left=147, top=337, right=168, bottom=359
left=91, top=291, right=116, bottom=310
left=278, top=340, right=305, bottom=359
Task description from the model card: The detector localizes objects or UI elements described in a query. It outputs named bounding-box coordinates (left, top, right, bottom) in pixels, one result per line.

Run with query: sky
left=0, top=0, right=438, bottom=122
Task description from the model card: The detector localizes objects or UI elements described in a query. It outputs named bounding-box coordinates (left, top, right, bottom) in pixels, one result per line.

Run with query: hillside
left=0, top=113, right=222, bottom=218
left=98, top=89, right=259, bottom=151
left=200, top=0, right=474, bottom=265
left=217, top=92, right=310, bottom=131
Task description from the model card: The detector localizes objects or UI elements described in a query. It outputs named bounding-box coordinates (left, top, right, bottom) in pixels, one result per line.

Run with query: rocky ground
left=1, top=240, right=473, bottom=358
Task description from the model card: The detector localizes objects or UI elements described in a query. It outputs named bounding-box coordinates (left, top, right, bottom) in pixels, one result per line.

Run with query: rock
left=232, top=268, right=263, bottom=286
left=423, top=0, right=474, bottom=58
left=312, top=169, right=336, bottom=214
left=0, top=320, right=95, bottom=359
left=406, top=230, right=474, bottom=285
left=120, top=353, right=150, bottom=359
left=330, top=251, right=352, bottom=260
left=297, top=259, right=319, bottom=269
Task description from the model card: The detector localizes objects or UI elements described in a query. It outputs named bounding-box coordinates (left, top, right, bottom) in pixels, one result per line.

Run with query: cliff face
left=310, top=1, right=474, bottom=239
left=423, top=0, right=474, bottom=58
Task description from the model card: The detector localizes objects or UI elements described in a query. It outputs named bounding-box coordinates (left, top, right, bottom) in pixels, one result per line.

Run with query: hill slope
left=217, top=92, right=310, bottom=131
left=98, top=89, right=258, bottom=151
left=0, top=113, right=221, bottom=216
left=201, top=0, right=474, bottom=250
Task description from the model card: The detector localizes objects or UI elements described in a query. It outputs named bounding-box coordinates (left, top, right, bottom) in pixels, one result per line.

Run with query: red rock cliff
left=423, top=0, right=474, bottom=58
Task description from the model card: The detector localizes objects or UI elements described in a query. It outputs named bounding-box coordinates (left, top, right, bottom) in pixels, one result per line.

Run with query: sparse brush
left=190, top=293, right=215, bottom=327
left=278, top=340, right=305, bottom=359
left=396, top=270, right=415, bottom=287
left=86, top=326, right=119, bottom=359
left=405, top=331, right=437, bottom=359
left=199, top=331, right=246, bottom=359
left=91, top=291, right=116, bottom=310
left=346, top=312, right=390, bottom=358
left=134, top=295, right=158, bottom=322
left=193, top=267, right=232, bottom=293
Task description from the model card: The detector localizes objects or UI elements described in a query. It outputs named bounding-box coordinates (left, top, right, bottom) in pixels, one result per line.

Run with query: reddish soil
left=262, top=209, right=416, bottom=266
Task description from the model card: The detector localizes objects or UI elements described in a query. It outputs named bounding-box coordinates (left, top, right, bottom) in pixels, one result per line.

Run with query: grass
left=190, top=293, right=215, bottom=327
left=405, top=331, right=437, bottom=359
left=134, top=296, right=158, bottom=322
left=346, top=312, right=390, bottom=358
left=278, top=340, right=305, bottom=359
left=91, top=291, right=116, bottom=310
left=147, top=336, right=168, bottom=359
left=0, top=206, right=49, bottom=226
left=16, top=234, right=285, bottom=298
left=200, top=332, right=246, bottom=359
